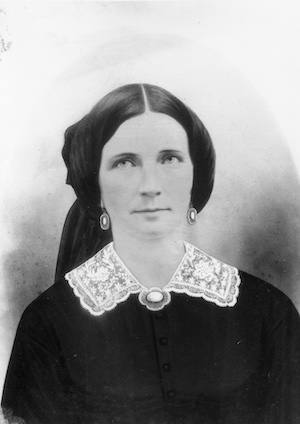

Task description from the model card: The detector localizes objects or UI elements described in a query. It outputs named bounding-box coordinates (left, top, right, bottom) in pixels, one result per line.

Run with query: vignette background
left=0, top=0, right=300, bottom=392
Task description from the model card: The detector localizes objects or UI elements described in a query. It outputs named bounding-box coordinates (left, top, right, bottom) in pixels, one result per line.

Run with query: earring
left=187, top=207, right=197, bottom=225
left=99, top=210, right=110, bottom=230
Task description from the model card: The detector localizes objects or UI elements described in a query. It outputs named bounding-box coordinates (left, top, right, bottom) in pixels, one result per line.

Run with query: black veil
left=54, top=200, right=112, bottom=282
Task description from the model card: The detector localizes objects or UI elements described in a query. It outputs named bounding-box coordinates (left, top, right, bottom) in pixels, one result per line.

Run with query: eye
left=161, top=155, right=181, bottom=165
left=113, top=159, right=135, bottom=169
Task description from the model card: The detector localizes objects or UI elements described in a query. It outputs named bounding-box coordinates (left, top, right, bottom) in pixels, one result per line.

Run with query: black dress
left=2, top=242, right=300, bottom=424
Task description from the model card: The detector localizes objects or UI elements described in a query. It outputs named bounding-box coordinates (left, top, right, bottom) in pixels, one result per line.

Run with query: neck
left=112, top=233, right=186, bottom=289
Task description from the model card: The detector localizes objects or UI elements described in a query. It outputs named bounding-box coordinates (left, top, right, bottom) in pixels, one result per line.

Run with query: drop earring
left=99, top=209, right=110, bottom=231
left=187, top=206, right=197, bottom=225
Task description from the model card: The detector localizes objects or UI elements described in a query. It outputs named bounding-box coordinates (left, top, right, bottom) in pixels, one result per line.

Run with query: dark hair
left=56, top=84, right=216, bottom=281
left=63, top=83, right=215, bottom=217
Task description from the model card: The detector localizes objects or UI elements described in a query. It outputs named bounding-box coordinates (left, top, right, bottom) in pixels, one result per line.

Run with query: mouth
left=133, top=208, right=170, bottom=214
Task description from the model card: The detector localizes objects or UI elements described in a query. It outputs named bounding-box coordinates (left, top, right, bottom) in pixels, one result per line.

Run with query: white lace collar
left=65, top=242, right=241, bottom=316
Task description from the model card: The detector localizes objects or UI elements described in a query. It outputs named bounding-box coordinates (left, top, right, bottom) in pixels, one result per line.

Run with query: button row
left=152, top=312, right=175, bottom=401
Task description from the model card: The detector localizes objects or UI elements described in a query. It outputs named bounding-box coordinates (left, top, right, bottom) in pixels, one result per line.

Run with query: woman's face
left=99, top=112, right=194, bottom=241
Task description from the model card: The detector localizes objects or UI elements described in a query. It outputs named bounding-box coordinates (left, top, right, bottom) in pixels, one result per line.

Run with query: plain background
left=1, top=0, right=300, bottom=394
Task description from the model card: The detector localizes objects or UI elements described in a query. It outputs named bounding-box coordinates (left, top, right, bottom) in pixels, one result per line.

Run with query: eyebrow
left=159, top=149, right=184, bottom=155
left=109, top=153, right=138, bottom=161
left=110, top=149, right=183, bottom=158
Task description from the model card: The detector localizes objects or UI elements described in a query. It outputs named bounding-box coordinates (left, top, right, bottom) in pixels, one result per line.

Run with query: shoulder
left=238, top=270, right=295, bottom=306
left=189, top=242, right=297, bottom=314
left=188, top=242, right=299, bottom=319
left=18, top=281, right=78, bottom=335
left=24, top=280, right=72, bottom=311
left=236, top=270, right=300, bottom=327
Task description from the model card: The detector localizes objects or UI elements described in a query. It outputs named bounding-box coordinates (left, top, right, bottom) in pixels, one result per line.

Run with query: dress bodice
left=2, top=244, right=300, bottom=424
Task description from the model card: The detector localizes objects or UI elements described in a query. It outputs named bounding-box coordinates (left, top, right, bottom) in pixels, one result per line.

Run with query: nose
left=139, top=165, right=161, bottom=197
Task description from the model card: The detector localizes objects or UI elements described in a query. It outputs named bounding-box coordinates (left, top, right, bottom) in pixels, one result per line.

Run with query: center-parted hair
left=63, top=84, right=215, bottom=217
left=56, top=84, right=216, bottom=281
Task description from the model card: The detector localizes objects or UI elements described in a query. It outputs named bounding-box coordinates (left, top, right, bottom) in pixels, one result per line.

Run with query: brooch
left=139, top=287, right=171, bottom=311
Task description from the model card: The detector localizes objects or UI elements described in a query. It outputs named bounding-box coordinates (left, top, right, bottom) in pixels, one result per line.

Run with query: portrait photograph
left=0, top=1, right=300, bottom=423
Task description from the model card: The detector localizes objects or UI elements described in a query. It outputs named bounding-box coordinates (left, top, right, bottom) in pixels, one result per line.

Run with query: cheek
left=99, top=174, right=134, bottom=214
left=165, top=172, right=193, bottom=215
left=173, top=168, right=193, bottom=198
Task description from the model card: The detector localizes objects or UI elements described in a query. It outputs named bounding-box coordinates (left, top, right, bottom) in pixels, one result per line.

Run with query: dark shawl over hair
left=55, top=84, right=216, bottom=281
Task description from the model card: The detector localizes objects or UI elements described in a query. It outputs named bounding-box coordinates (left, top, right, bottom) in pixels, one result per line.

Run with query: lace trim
left=65, top=242, right=241, bottom=315
left=167, top=242, right=240, bottom=307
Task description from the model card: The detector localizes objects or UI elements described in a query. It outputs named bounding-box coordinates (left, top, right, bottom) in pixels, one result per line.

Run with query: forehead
left=102, top=112, right=189, bottom=156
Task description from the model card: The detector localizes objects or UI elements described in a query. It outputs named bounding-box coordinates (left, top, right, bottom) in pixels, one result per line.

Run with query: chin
left=137, top=222, right=181, bottom=240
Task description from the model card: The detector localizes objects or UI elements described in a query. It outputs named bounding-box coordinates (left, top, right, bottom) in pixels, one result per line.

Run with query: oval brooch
left=138, top=287, right=171, bottom=311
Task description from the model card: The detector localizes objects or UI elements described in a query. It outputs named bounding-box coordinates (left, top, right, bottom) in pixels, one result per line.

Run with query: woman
left=2, top=84, right=300, bottom=424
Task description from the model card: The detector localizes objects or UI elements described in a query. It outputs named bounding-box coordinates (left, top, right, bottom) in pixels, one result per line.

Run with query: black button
left=159, top=337, right=168, bottom=346
left=167, top=390, right=176, bottom=399
left=162, top=363, right=171, bottom=372
left=155, top=312, right=164, bottom=321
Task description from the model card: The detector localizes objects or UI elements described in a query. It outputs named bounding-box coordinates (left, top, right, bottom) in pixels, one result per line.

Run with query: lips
left=133, top=208, right=170, bottom=213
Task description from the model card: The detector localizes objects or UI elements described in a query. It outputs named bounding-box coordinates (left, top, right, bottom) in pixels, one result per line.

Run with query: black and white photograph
left=1, top=1, right=300, bottom=423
